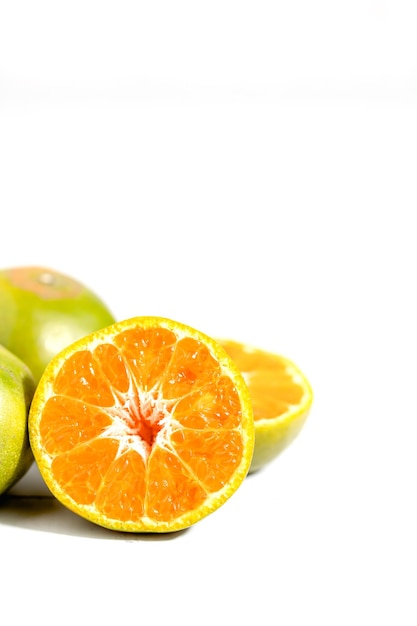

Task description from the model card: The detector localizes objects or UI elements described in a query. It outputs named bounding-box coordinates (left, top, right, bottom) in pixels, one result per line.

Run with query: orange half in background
left=218, top=339, right=313, bottom=472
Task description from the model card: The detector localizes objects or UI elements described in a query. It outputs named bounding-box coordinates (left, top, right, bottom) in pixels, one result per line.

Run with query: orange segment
left=51, top=437, right=120, bottom=505
left=40, top=396, right=113, bottom=455
left=29, top=317, right=254, bottom=533
left=173, top=377, right=243, bottom=429
left=171, top=427, right=244, bottom=491
left=114, top=327, right=176, bottom=391
left=145, top=447, right=208, bottom=522
left=52, top=350, right=116, bottom=406
left=96, top=450, right=147, bottom=521
left=218, top=339, right=313, bottom=472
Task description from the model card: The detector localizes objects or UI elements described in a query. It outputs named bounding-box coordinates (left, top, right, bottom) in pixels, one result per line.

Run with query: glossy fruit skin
left=0, top=267, right=116, bottom=385
left=0, top=344, right=36, bottom=495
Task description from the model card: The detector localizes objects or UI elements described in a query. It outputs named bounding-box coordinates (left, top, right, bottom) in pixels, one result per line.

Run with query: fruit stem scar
left=38, top=271, right=55, bottom=286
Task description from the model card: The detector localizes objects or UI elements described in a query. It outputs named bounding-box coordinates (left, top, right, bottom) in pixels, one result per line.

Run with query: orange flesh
left=39, top=328, right=244, bottom=523
left=219, top=341, right=306, bottom=421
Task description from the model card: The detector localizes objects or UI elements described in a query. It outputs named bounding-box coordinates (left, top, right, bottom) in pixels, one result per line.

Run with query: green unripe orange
left=0, top=344, right=36, bottom=495
left=0, top=266, right=116, bottom=385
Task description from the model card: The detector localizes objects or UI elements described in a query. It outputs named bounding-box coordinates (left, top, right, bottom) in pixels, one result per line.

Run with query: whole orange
left=0, top=266, right=116, bottom=385
left=0, top=344, right=36, bottom=495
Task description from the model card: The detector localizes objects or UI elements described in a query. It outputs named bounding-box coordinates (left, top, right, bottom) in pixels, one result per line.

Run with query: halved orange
left=218, top=340, right=313, bottom=472
left=29, top=317, right=254, bottom=532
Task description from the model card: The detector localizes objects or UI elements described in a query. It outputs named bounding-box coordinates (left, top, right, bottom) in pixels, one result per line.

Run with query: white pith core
left=98, top=379, right=177, bottom=463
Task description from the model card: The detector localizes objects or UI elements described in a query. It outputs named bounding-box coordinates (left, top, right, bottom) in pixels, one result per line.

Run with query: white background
left=1, top=1, right=416, bottom=624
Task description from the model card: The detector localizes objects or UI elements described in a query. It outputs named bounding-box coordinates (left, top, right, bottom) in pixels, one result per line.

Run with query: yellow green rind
left=0, top=345, right=36, bottom=495
left=29, top=316, right=255, bottom=533
left=250, top=382, right=313, bottom=472
left=0, top=266, right=116, bottom=385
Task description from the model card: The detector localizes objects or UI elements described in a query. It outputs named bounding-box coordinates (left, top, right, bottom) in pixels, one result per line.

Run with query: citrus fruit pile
left=0, top=265, right=313, bottom=533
